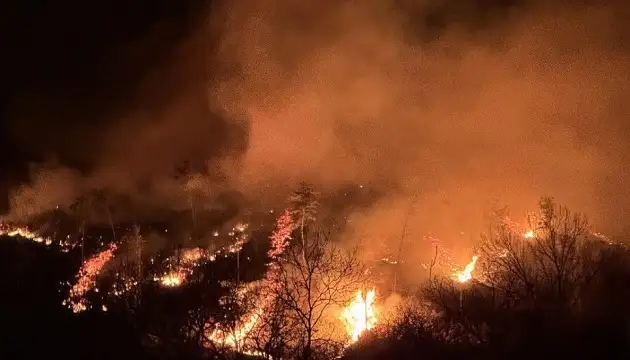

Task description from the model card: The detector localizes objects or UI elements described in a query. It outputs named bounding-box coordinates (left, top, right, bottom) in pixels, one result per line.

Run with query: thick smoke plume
left=4, top=1, right=630, bottom=254
left=211, top=0, right=630, bottom=248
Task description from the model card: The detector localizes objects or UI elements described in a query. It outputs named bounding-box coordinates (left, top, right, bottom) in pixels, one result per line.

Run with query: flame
left=1, top=226, right=51, bottom=245
left=341, top=289, right=377, bottom=343
left=108, top=224, right=251, bottom=305
left=152, top=234, right=248, bottom=288
left=202, top=211, right=293, bottom=355
left=158, top=271, right=185, bottom=287
left=454, top=255, right=478, bottom=283
left=523, top=230, right=535, bottom=239
left=64, top=243, right=117, bottom=312
left=0, top=224, right=74, bottom=251
left=207, top=308, right=263, bottom=350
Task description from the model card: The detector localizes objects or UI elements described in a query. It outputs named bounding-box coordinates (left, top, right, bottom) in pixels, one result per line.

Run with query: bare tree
left=477, top=197, right=602, bottom=309
left=182, top=280, right=260, bottom=360
left=421, top=198, right=617, bottom=349
left=275, top=228, right=367, bottom=360
left=204, top=282, right=261, bottom=359
left=248, top=296, right=298, bottom=360
left=421, top=276, right=489, bottom=345
left=117, top=225, right=145, bottom=309
left=422, top=277, right=461, bottom=319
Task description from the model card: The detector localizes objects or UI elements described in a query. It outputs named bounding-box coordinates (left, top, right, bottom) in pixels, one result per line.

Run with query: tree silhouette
left=421, top=198, right=630, bottom=358
left=288, top=182, right=320, bottom=242
left=274, top=228, right=366, bottom=359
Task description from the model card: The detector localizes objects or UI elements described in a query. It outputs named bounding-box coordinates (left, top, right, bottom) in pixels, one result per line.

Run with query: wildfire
left=207, top=308, right=263, bottom=350
left=200, top=211, right=293, bottom=355
left=341, top=289, right=377, bottom=343
left=0, top=226, right=51, bottom=244
left=524, top=230, right=535, bottom=239
left=152, top=238, right=246, bottom=288
left=454, top=255, right=478, bottom=283
left=0, top=224, right=74, bottom=251
left=64, top=243, right=118, bottom=312
left=152, top=247, right=206, bottom=286
left=158, top=271, right=185, bottom=287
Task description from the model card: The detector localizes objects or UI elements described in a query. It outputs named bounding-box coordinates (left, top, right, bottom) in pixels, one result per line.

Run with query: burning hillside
left=2, top=190, right=630, bottom=360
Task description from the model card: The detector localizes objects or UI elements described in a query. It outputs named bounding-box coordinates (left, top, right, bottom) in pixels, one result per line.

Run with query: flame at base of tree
left=341, top=289, right=377, bottom=343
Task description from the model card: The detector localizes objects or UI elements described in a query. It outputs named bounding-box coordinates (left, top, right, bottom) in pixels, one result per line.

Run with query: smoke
left=8, top=164, right=84, bottom=220
left=4, top=1, right=630, bottom=256
left=209, top=0, right=630, bottom=248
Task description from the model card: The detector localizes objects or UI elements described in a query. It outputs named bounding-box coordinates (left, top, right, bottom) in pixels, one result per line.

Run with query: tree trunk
left=303, top=330, right=312, bottom=360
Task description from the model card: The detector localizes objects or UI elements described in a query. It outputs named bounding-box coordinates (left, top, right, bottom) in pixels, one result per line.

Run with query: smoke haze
left=3, top=0, right=630, bottom=255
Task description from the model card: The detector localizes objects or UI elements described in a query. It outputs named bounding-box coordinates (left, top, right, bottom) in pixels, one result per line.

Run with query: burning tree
left=273, top=228, right=367, bottom=359
left=244, top=210, right=297, bottom=359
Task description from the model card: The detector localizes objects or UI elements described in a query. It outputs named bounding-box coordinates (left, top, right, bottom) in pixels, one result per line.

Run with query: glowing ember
left=107, top=223, right=250, bottom=302
left=151, top=247, right=207, bottom=287
left=454, top=255, right=478, bottom=283
left=341, top=289, right=377, bottom=343
left=201, top=211, right=293, bottom=355
left=234, top=222, right=248, bottom=233
left=0, top=224, right=74, bottom=251
left=152, top=232, right=248, bottom=288
left=158, top=271, right=185, bottom=287
left=0, top=226, right=51, bottom=245
left=64, top=243, right=117, bottom=313
left=182, top=247, right=204, bottom=263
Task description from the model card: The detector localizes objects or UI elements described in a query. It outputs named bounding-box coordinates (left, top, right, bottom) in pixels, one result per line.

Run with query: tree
left=118, top=225, right=146, bottom=309
left=421, top=197, right=630, bottom=357
left=247, top=295, right=297, bottom=360
left=246, top=209, right=298, bottom=359
left=477, top=197, right=597, bottom=310
left=199, top=281, right=262, bottom=359
left=288, top=182, right=320, bottom=242
left=274, top=228, right=367, bottom=359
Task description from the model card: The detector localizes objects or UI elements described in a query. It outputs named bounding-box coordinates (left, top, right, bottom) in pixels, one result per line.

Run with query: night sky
left=0, top=0, right=210, bottom=199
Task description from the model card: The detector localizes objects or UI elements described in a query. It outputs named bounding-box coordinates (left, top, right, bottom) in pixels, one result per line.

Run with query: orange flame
left=341, top=289, right=377, bottom=342
left=64, top=243, right=118, bottom=312
left=152, top=239, right=245, bottom=288
left=0, top=225, right=74, bottom=250
left=454, top=255, right=478, bottom=283
left=207, top=308, right=262, bottom=350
